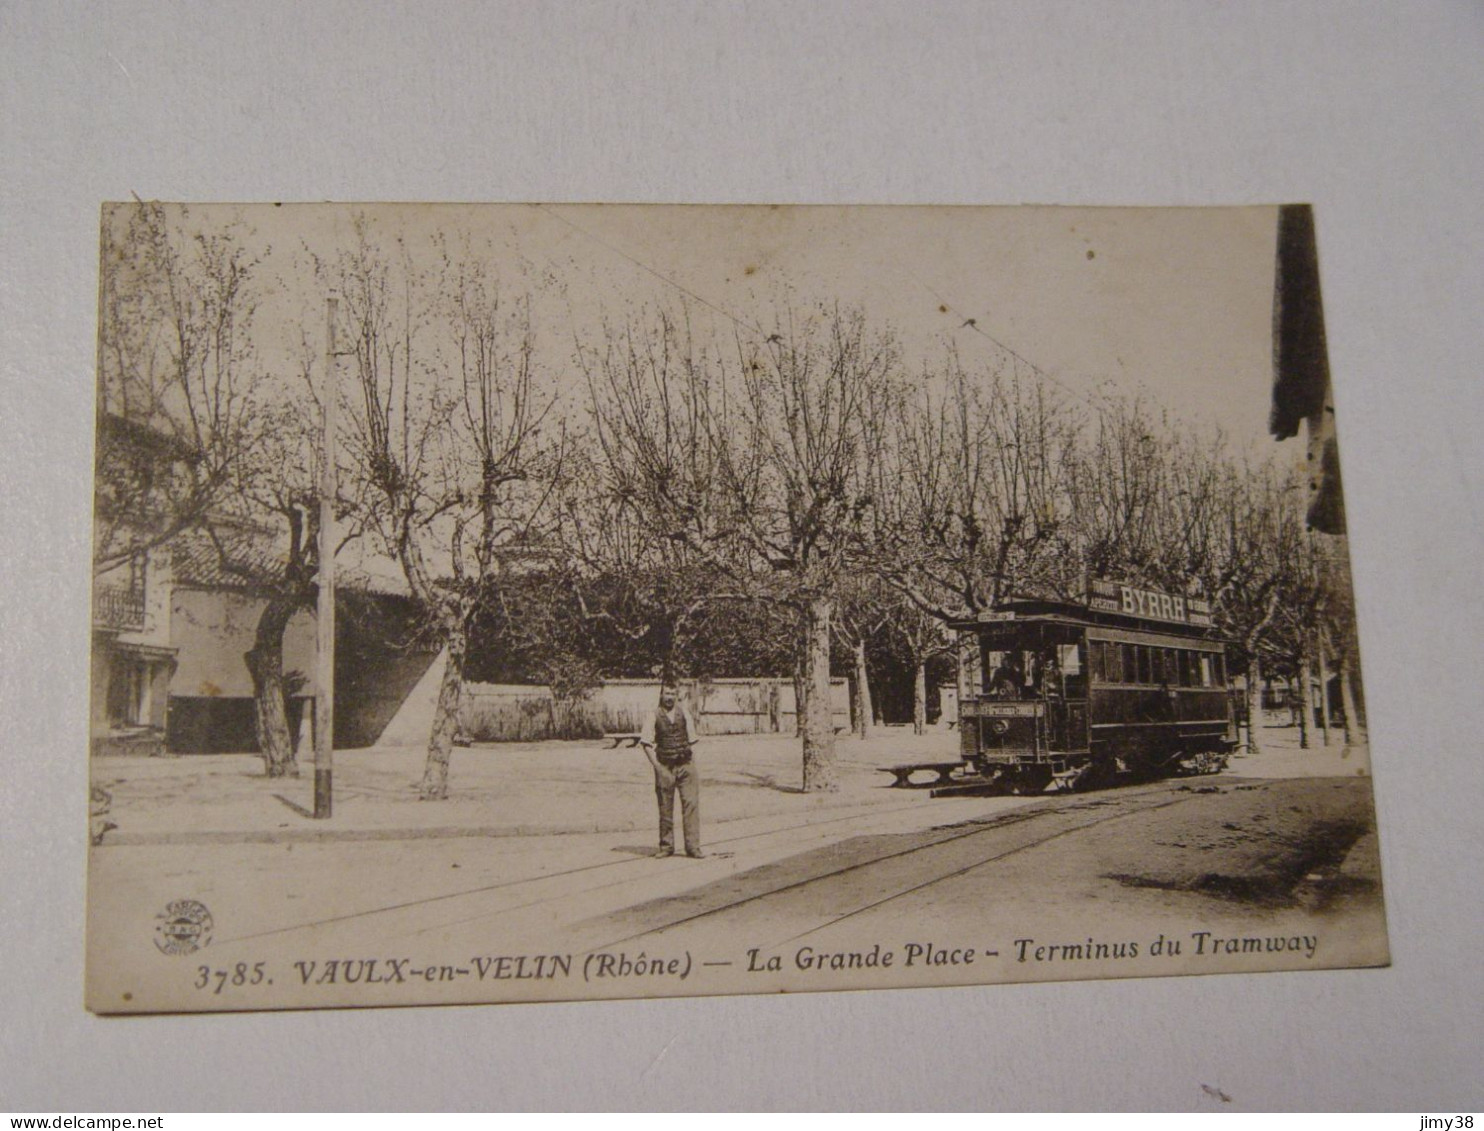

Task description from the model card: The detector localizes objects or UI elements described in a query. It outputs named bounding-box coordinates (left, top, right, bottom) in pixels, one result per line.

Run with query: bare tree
left=832, top=576, right=893, bottom=738
left=884, top=594, right=955, bottom=734
left=224, top=393, right=321, bottom=777
left=96, top=202, right=325, bottom=776
left=1196, top=462, right=1310, bottom=755
left=338, top=229, right=558, bottom=798
left=1067, top=396, right=1232, bottom=598
left=551, top=443, right=721, bottom=686
left=871, top=354, right=1080, bottom=621
left=95, top=201, right=262, bottom=574
left=585, top=305, right=898, bottom=790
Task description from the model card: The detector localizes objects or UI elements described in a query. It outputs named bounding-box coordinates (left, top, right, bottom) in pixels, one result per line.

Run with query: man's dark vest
left=654, top=709, right=692, bottom=763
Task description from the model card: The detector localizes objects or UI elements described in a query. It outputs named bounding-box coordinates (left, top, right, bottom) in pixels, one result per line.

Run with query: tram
left=943, top=579, right=1237, bottom=795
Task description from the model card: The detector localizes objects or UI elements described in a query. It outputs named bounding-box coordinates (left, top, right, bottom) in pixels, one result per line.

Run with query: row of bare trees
left=96, top=205, right=1359, bottom=800
left=98, top=204, right=340, bottom=778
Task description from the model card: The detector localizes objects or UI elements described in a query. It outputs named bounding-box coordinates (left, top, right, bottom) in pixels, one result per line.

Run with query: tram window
left=1136, top=645, right=1152, bottom=684
left=1213, top=653, right=1226, bottom=684
left=1163, top=649, right=1177, bottom=685
left=1058, top=643, right=1082, bottom=675
left=1198, top=654, right=1213, bottom=687
left=1089, top=641, right=1106, bottom=682
left=1057, top=643, right=1086, bottom=698
left=982, top=645, right=1012, bottom=688
left=1182, top=651, right=1196, bottom=687
left=986, top=649, right=1030, bottom=698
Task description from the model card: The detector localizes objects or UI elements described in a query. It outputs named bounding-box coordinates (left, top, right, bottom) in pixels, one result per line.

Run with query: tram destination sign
left=977, top=702, right=1042, bottom=718
left=1088, top=579, right=1213, bottom=627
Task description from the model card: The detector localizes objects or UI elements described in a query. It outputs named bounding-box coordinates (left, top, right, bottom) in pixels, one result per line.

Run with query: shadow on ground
left=731, top=771, right=806, bottom=795
left=272, top=793, right=314, bottom=819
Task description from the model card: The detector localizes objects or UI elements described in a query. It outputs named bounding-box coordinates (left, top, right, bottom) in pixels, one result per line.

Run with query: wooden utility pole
left=314, top=295, right=338, bottom=818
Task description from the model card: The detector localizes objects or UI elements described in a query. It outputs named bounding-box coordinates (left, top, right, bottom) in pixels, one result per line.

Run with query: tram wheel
left=1008, top=766, right=1053, bottom=795
left=1068, top=759, right=1116, bottom=792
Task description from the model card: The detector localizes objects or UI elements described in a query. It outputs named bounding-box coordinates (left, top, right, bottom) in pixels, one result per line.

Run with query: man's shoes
left=685, top=849, right=706, bottom=859
left=654, top=848, right=675, bottom=858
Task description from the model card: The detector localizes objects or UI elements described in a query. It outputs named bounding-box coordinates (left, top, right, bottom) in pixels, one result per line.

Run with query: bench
left=603, top=733, right=644, bottom=749
left=879, top=761, right=965, bottom=788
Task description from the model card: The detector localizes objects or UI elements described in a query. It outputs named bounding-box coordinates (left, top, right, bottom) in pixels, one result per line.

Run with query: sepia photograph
left=86, top=201, right=1387, bottom=1014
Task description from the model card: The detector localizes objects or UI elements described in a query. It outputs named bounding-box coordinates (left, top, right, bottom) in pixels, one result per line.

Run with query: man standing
left=639, top=687, right=704, bottom=858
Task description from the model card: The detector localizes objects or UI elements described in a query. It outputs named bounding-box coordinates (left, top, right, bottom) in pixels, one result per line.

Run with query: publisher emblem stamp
left=154, top=899, right=213, bottom=955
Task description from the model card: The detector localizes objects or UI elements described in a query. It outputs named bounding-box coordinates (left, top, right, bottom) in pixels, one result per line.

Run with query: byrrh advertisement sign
left=1087, top=578, right=1214, bottom=627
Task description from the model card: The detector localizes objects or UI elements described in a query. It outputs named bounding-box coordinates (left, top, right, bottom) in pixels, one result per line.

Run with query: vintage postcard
left=86, top=203, right=1387, bottom=1013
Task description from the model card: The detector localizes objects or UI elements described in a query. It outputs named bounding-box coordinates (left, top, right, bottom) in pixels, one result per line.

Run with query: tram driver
left=988, top=651, right=1026, bottom=700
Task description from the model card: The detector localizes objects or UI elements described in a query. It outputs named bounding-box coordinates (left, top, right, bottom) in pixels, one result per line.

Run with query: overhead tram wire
left=535, top=202, right=1119, bottom=424
left=531, top=204, right=769, bottom=342
left=907, top=271, right=1118, bottom=421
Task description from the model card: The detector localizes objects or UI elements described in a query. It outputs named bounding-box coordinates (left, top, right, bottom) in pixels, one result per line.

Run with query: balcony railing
left=94, top=583, right=146, bottom=631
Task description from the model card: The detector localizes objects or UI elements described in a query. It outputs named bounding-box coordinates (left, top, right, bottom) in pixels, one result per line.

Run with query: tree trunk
left=419, top=627, right=467, bottom=800
left=800, top=596, right=838, bottom=792
left=1245, top=655, right=1262, bottom=757
left=245, top=595, right=299, bottom=778
left=1297, top=653, right=1312, bottom=750
left=853, top=640, right=873, bottom=739
left=913, top=660, right=928, bottom=735
left=846, top=654, right=863, bottom=737
left=1316, top=631, right=1333, bottom=746
left=792, top=641, right=807, bottom=738
left=1340, top=655, right=1360, bottom=747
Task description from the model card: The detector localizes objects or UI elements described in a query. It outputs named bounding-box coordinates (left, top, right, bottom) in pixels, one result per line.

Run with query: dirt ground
left=88, top=726, right=966, bottom=842
left=85, top=719, right=1387, bottom=1011
left=88, top=719, right=1367, bottom=844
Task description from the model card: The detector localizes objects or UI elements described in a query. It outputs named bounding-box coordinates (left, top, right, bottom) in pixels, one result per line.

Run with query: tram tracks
left=215, top=781, right=1199, bottom=954
left=211, top=792, right=954, bottom=947
left=586, top=785, right=1199, bottom=954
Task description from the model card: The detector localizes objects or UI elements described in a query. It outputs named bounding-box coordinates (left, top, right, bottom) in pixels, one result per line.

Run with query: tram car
left=943, top=579, right=1237, bottom=795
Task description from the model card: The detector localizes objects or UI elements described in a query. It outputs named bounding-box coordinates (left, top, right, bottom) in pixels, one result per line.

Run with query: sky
left=108, top=201, right=1287, bottom=456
